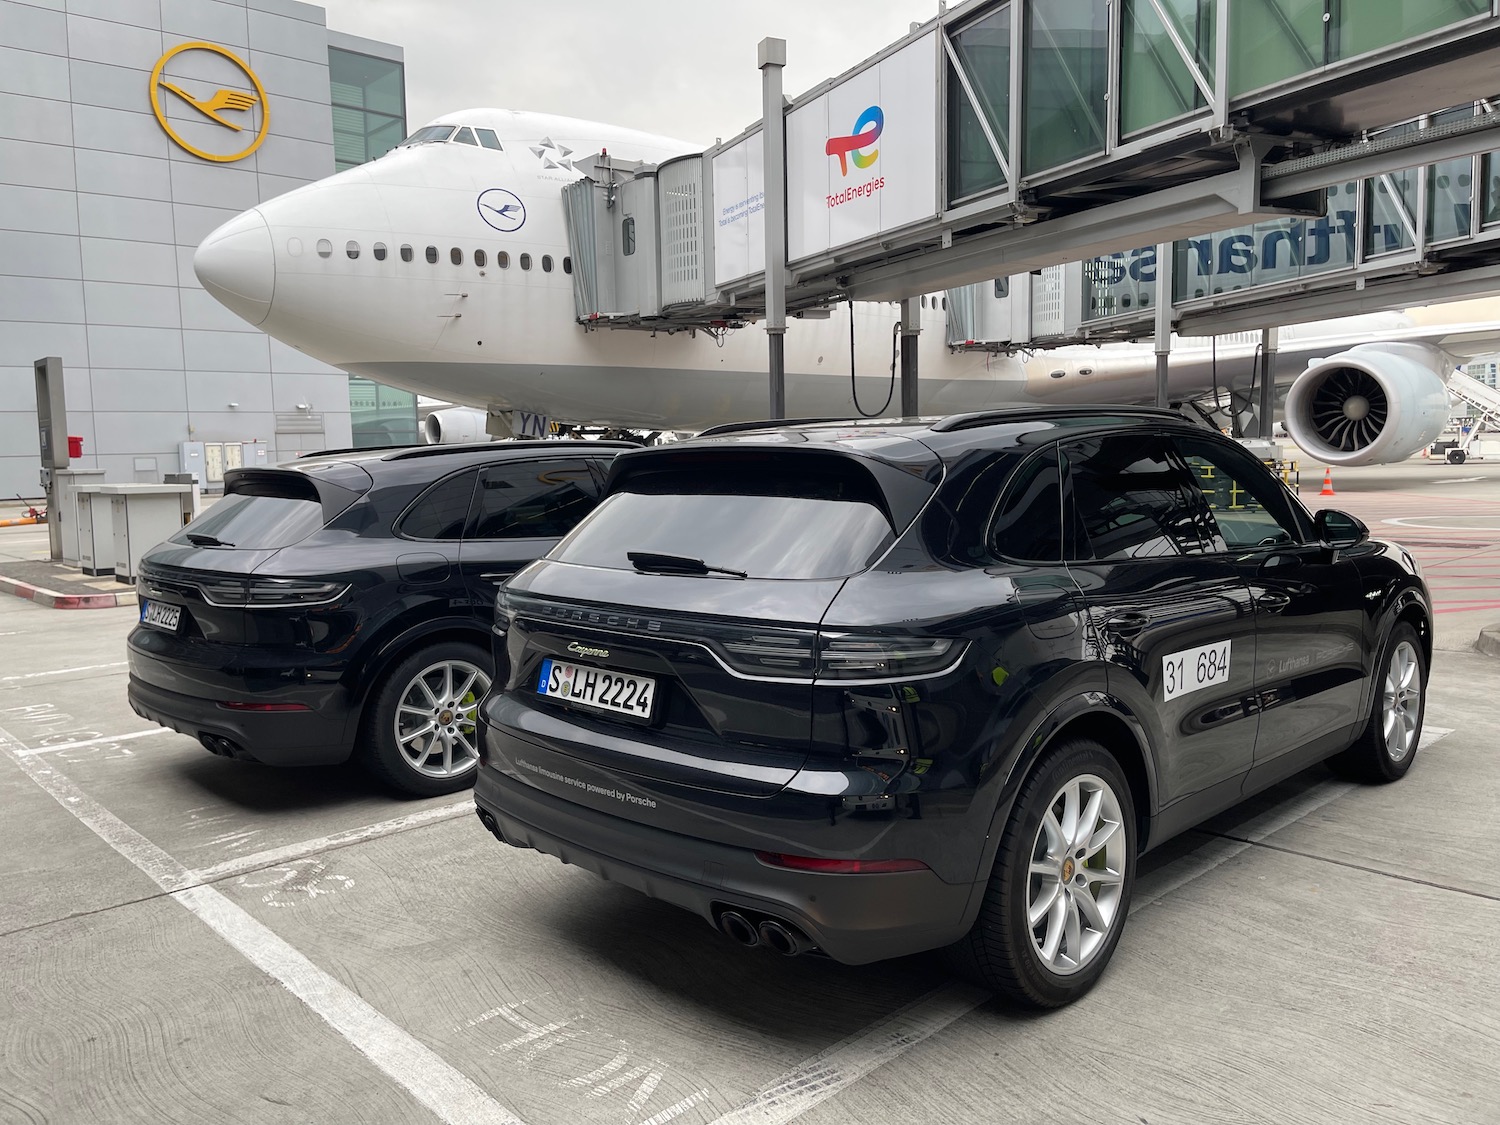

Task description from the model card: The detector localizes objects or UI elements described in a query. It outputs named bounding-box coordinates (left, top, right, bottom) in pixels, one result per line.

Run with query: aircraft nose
left=194, top=209, right=274, bottom=326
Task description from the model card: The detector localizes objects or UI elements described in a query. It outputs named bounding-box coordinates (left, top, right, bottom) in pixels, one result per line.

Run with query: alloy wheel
left=1382, top=640, right=1422, bottom=763
left=1027, top=773, right=1128, bottom=976
left=393, top=659, right=489, bottom=778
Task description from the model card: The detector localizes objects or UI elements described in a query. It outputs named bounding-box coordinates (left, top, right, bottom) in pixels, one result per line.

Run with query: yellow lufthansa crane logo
left=149, top=42, right=270, bottom=162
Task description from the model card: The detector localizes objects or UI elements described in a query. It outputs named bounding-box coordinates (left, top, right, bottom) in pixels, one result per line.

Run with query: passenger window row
left=310, top=238, right=570, bottom=274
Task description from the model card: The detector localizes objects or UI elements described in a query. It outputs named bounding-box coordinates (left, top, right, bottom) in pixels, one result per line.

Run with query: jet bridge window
left=474, top=249, right=487, bottom=267
left=426, top=246, right=438, bottom=264
left=475, top=128, right=502, bottom=150
left=400, top=244, right=413, bottom=262
left=453, top=127, right=478, bottom=145
left=622, top=217, right=636, bottom=256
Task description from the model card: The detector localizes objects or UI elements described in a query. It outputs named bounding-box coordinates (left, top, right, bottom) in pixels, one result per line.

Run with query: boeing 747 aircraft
left=193, top=109, right=1499, bottom=465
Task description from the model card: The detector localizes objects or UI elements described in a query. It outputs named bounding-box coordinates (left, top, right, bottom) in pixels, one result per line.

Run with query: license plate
left=140, top=599, right=181, bottom=632
left=537, top=658, right=655, bottom=719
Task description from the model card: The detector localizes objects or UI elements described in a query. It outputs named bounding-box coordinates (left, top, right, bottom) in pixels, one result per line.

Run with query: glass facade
left=1120, top=0, right=1214, bottom=136
left=349, top=377, right=420, bottom=446
left=329, top=46, right=407, bottom=173
left=1022, top=0, right=1108, bottom=175
left=329, top=45, right=416, bottom=446
left=1230, top=0, right=1484, bottom=96
left=947, top=5, right=1012, bottom=201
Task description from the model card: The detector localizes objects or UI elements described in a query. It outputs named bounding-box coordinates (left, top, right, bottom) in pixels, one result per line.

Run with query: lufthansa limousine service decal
left=477, top=188, right=527, bottom=233
left=149, top=41, right=270, bottom=163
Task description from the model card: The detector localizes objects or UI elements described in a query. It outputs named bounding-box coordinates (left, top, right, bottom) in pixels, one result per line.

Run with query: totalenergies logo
left=825, top=106, right=883, bottom=176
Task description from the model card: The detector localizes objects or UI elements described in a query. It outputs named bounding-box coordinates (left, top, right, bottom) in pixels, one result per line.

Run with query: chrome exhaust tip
left=757, top=919, right=811, bottom=957
left=718, top=910, right=760, bottom=947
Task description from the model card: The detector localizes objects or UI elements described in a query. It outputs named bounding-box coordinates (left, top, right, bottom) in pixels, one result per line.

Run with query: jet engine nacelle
left=1283, top=343, right=1451, bottom=467
left=423, top=406, right=492, bottom=445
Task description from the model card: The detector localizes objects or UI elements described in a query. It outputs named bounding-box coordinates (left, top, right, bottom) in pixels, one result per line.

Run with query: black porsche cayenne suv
left=473, top=408, right=1431, bottom=1006
left=127, top=440, right=633, bottom=796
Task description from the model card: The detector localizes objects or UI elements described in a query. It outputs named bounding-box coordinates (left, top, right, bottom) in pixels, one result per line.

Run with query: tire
left=359, top=640, right=493, bottom=797
left=1447, top=449, right=1466, bottom=465
left=1329, top=622, right=1426, bottom=784
left=952, top=738, right=1137, bottom=1008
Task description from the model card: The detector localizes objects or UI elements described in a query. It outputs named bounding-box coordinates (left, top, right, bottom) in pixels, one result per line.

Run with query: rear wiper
left=185, top=532, right=234, bottom=547
left=627, top=551, right=746, bottom=579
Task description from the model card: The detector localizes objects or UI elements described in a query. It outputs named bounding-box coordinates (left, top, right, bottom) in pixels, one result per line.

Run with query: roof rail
left=383, top=438, right=640, bottom=460
left=697, top=416, right=854, bottom=437
left=295, top=444, right=422, bottom=459
left=928, top=405, right=1190, bottom=433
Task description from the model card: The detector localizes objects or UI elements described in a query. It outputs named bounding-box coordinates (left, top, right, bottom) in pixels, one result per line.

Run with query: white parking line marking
left=0, top=721, right=523, bottom=1125
left=708, top=983, right=989, bottom=1125
left=188, top=800, right=473, bottom=883
left=0, top=661, right=128, bottom=682
left=13, top=728, right=173, bottom=757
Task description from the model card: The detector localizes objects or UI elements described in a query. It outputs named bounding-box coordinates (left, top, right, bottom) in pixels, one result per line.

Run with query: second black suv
left=128, top=440, right=633, bottom=795
left=475, top=410, right=1430, bottom=1006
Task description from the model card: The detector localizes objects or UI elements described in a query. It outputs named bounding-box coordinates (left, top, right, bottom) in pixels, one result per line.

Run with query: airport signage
left=785, top=33, right=938, bottom=264
left=149, top=41, right=270, bottom=163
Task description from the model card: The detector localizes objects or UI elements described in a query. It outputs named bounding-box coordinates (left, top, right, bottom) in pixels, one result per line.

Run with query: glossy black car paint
left=127, top=441, right=631, bottom=767
left=474, top=411, right=1430, bottom=964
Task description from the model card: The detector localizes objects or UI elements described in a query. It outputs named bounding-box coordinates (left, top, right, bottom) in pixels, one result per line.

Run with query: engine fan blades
left=1309, top=368, right=1389, bottom=452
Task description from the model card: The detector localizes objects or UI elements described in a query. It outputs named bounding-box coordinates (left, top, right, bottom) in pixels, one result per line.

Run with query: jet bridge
left=564, top=0, right=1500, bottom=330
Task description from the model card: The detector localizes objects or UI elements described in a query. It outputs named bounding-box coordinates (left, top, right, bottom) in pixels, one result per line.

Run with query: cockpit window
left=476, top=128, right=503, bottom=150
left=453, top=127, right=478, bottom=146
left=401, top=125, right=455, bottom=146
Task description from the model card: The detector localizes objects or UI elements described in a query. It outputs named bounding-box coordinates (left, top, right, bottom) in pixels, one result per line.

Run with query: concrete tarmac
left=1, top=464, right=1498, bottom=1125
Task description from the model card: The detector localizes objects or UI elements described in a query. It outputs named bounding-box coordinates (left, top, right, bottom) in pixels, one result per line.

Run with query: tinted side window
left=989, top=448, right=1063, bottom=562
left=397, top=470, right=478, bottom=540
left=471, top=459, right=598, bottom=539
left=1174, top=435, right=1304, bottom=550
left=1062, top=434, right=1209, bottom=560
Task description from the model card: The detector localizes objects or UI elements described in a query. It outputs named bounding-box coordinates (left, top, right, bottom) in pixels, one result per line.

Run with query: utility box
left=99, top=483, right=192, bottom=584
left=54, top=468, right=107, bottom=567
left=163, top=472, right=201, bottom=520
left=242, top=440, right=268, bottom=468
left=179, top=441, right=205, bottom=483
left=76, top=486, right=114, bottom=577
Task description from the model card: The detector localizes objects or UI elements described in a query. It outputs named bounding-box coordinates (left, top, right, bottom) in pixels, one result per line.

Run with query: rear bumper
left=473, top=763, right=977, bottom=965
left=127, top=673, right=354, bottom=767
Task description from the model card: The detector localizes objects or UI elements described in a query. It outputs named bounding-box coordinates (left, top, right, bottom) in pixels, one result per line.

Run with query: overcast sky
left=317, top=0, right=941, bottom=144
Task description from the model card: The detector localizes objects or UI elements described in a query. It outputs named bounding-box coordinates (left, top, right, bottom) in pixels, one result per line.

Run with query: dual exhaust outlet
left=474, top=809, right=815, bottom=957
left=716, top=909, right=815, bottom=957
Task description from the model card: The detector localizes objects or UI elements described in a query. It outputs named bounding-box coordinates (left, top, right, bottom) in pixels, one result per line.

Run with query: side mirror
left=1314, top=509, right=1368, bottom=550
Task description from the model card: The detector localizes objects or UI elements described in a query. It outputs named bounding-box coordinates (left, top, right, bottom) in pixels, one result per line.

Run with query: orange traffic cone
left=1320, top=467, right=1335, bottom=497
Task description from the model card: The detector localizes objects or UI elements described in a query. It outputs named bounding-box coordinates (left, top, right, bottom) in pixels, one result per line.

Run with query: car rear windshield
left=170, top=493, right=325, bottom=550
left=554, top=458, right=896, bottom=579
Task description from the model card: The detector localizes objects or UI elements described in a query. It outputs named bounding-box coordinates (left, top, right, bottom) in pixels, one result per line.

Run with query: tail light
left=198, top=577, right=349, bottom=608
left=713, top=630, right=962, bottom=682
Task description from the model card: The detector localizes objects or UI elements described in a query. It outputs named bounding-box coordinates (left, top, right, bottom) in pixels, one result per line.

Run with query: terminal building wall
left=0, top=0, right=402, bottom=498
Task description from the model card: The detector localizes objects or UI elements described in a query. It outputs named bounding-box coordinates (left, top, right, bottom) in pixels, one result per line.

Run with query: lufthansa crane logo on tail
left=149, top=41, right=270, bottom=163
left=477, top=188, right=527, bottom=233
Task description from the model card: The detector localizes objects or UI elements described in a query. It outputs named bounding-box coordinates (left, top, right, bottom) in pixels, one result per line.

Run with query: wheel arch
left=349, top=618, right=495, bottom=712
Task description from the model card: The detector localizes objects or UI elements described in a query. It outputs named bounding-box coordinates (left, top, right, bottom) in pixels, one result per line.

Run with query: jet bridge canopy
left=562, top=0, right=1500, bottom=330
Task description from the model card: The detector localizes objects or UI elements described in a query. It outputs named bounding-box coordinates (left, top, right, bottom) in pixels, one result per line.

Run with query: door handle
left=1105, top=612, right=1149, bottom=637
left=1257, top=591, right=1291, bottom=613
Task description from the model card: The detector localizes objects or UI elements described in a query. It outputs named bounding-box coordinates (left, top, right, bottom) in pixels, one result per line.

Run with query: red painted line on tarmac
left=1434, top=603, right=1500, bottom=614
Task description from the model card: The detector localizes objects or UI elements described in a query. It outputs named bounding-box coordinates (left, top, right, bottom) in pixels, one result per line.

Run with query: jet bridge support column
left=900, top=297, right=920, bottom=418
left=760, top=38, right=788, bottom=420
left=1259, top=327, right=1278, bottom=439
left=1153, top=242, right=1173, bottom=408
